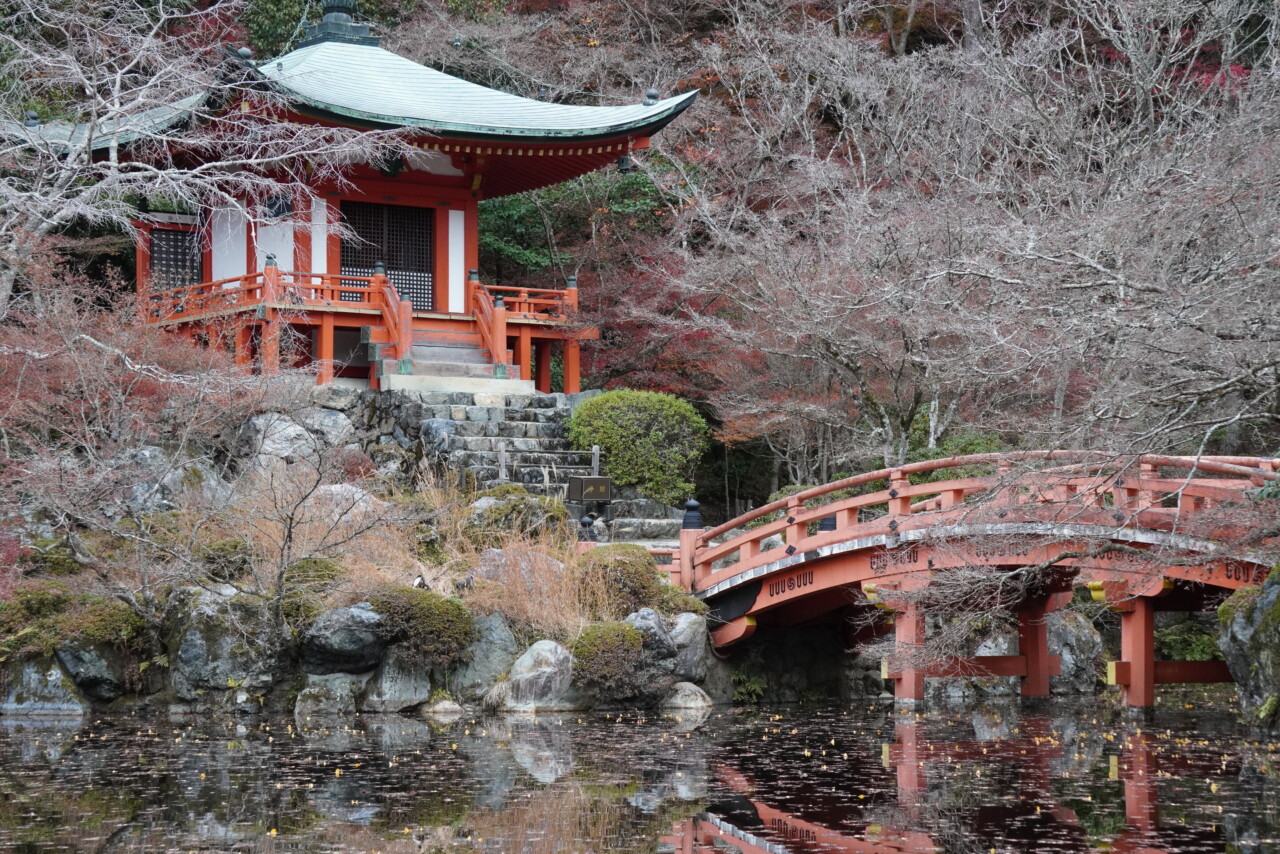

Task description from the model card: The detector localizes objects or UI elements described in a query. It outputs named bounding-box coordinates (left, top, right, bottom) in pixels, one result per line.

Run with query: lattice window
left=339, top=201, right=434, bottom=311
left=149, top=228, right=201, bottom=292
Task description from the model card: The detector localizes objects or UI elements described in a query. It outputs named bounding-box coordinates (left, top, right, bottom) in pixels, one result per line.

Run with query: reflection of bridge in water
left=661, top=716, right=1237, bottom=854
left=644, top=452, right=1279, bottom=707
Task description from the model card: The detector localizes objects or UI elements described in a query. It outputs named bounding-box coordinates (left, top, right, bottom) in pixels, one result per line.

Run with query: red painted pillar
left=562, top=339, right=581, bottom=394
left=1120, top=598, right=1156, bottom=707
left=894, top=603, right=926, bottom=705
left=1018, top=599, right=1051, bottom=697
left=894, top=720, right=927, bottom=809
left=535, top=340, right=552, bottom=393
left=516, top=326, right=532, bottom=382
left=316, top=313, right=335, bottom=385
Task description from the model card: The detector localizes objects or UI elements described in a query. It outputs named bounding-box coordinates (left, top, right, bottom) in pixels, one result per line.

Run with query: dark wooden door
left=339, top=201, right=434, bottom=311
left=149, top=228, right=201, bottom=292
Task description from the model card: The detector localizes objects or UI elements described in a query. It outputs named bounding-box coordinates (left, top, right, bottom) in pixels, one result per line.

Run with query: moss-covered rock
left=467, top=486, right=569, bottom=537
left=367, top=586, right=476, bottom=669
left=165, top=587, right=284, bottom=713
left=1219, top=568, right=1280, bottom=730
left=570, top=622, right=646, bottom=703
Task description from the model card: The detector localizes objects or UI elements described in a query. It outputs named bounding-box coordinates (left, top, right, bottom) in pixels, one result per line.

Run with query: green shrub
left=575, top=544, right=704, bottom=620
left=368, top=586, right=477, bottom=668
left=1154, top=621, right=1222, bottom=661
left=570, top=622, right=645, bottom=701
left=567, top=390, right=710, bottom=507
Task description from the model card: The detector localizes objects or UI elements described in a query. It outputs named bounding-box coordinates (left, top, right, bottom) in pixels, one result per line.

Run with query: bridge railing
left=687, top=452, right=1279, bottom=592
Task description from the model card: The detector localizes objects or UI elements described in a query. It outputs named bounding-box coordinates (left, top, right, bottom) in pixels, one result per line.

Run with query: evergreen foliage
left=567, top=390, right=709, bottom=507
left=574, top=544, right=705, bottom=620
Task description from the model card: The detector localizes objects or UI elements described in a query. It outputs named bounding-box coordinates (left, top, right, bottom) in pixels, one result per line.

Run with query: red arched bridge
left=646, top=452, right=1277, bottom=708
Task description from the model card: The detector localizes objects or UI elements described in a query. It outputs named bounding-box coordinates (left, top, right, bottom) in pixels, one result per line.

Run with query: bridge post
left=1017, top=599, right=1051, bottom=697
left=677, top=499, right=703, bottom=592
left=892, top=602, right=926, bottom=705
left=1119, top=597, right=1156, bottom=707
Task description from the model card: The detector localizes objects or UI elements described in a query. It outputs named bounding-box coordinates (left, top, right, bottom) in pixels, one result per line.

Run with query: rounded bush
left=570, top=622, right=645, bottom=702
left=575, top=544, right=706, bottom=620
left=368, top=586, right=477, bottom=668
left=567, top=390, right=710, bottom=507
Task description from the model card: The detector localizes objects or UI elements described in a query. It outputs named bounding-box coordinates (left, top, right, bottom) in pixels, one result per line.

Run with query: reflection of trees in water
left=0, top=714, right=713, bottom=853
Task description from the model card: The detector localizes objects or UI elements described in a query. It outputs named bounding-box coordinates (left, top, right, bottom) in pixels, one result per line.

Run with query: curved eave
left=268, top=89, right=698, bottom=143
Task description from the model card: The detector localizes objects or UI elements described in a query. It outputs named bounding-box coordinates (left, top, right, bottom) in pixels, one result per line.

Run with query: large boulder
left=166, top=587, right=283, bottom=713
left=295, top=673, right=367, bottom=722
left=294, top=407, right=355, bottom=447
left=236, top=413, right=319, bottom=469
left=0, top=658, right=89, bottom=716
left=55, top=639, right=129, bottom=703
left=624, top=608, right=677, bottom=660
left=107, top=446, right=232, bottom=516
left=661, top=682, right=713, bottom=712
left=301, top=604, right=386, bottom=675
left=451, top=613, right=521, bottom=703
left=1219, top=576, right=1280, bottom=729
left=360, top=646, right=431, bottom=713
left=1048, top=610, right=1103, bottom=694
left=669, top=613, right=711, bottom=683
left=484, top=641, right=587, bottom=712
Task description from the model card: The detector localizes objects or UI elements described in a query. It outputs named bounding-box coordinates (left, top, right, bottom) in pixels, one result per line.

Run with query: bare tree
left=0, top=0, right=410, bottom=315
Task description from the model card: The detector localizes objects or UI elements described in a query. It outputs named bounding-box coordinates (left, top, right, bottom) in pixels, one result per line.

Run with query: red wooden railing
left=676, top=452, right=1280, bottom=592
left=145, top=264, right=414, bottom=360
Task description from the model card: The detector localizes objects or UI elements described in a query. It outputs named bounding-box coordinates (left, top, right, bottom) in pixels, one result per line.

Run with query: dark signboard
left=568, top=476, right=613, bottom=503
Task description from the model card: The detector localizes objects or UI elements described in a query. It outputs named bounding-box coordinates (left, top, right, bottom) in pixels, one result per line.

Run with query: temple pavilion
left=135, top=0, right=694, bottom=393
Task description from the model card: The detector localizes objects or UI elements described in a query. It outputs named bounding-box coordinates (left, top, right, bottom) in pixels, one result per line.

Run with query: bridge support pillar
left=893, top=603, right=926, bottom=705
left=1018, top=600, right=1051, bottom=697
left=1119, top=597, right=1156, bottom=707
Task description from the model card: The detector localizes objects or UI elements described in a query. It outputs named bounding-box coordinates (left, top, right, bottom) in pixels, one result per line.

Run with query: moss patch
left=1218, top=585, right=1262, bottom=626
left=570, top=622, right=645, bottom=702
left=0, top=580, right=147, bottom=663
left=368, top=586, right=477, bottom=668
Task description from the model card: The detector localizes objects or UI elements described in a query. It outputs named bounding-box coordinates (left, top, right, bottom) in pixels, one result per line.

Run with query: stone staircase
left=368, top=329, right=535, bottom=394
left=418, top=390, right=598, bottom=498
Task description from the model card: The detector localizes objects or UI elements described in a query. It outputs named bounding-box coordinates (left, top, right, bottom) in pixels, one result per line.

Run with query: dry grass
left=405, top=471, right=589, bottom=641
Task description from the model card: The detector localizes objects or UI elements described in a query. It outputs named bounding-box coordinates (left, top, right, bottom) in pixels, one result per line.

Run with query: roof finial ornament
left=644, top=88, right=660, bottom=106
left=321, top=0, right=355, bottom=25
left=452, top=35, right=463, bottom=48
left=23, top=110, right=40, bottom=127
left=299, top=0, right=377, bottom=47
left=237, top=46, right=253, bottom=61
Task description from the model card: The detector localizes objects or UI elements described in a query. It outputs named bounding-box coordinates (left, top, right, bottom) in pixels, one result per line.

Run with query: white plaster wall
left=310, top=198, right=329, bottom=275
left=448, top=208, right=465, bottom=313
left=255, top=221, right=295, bottom=271
left=210, top=205, right=247, bottom=283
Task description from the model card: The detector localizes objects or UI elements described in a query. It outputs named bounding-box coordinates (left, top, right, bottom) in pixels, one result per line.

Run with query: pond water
left=1, top=695, right=1277, bottom=853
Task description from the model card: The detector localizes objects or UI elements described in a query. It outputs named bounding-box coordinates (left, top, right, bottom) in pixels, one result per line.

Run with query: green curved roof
left=256, top=40, right=696, bottom=141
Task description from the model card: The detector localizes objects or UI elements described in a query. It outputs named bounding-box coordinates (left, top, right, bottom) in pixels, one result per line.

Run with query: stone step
left=449, top=435, right=571, bottom=453
left=608, top=517, right=683, bottom=541
left=413, top=329, right=484, bottom=348
left=408, top=361, right=501, bottom=379
left=411, top=344, right=493, bottom=365
left=449, top=449, right=592, bottom=468
left=380, top=374, right=535, bottom=394
left=446, top=421, right=564, bottom=441
left=470, top=466, right=592, bottom=487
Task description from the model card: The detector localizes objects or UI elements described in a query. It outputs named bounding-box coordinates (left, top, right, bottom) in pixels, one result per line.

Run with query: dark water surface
left=1, top=696, right=1277, bottom=853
